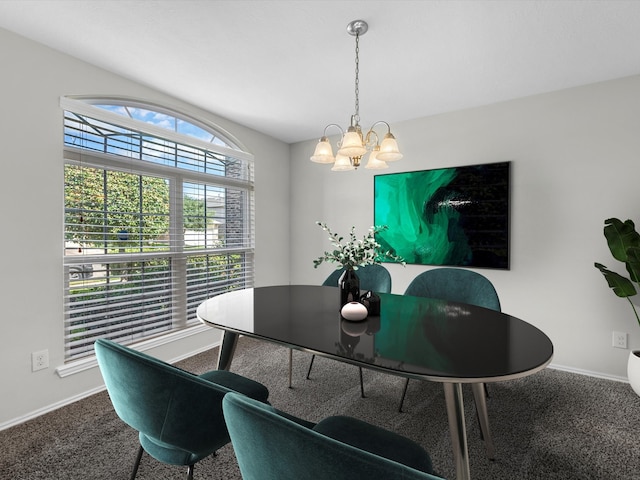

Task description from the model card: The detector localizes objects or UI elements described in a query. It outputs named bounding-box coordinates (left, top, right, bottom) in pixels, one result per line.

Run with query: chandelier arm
left=322, top=123, right=345, bottom=138
left=369, top=120, right=392, bottom=135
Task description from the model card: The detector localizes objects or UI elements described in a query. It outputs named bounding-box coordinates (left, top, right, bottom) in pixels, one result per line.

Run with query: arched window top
left=94, top=103, right=238, bottom=150
left=61, top=95, right=250, bottom=155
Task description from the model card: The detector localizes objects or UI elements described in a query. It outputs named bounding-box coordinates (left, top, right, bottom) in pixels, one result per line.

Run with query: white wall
left=290, top=74, right=640, bottom=381
left=0, top=27, right=290, bottom=427
left=4, top=22, right=640, bottom=429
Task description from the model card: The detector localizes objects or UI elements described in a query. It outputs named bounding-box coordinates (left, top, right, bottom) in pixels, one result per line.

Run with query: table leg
left=471, top=383, right=496, bottom=460
left=216, top=331, right=239, bottom=370
left=443, top=383, right=471, bottom=480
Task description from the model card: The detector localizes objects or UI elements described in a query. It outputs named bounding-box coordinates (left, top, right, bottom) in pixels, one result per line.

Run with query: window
left=61, top=97, right=254, bottom=361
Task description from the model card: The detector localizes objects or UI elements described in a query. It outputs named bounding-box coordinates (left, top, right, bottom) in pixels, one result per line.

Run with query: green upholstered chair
left=293, top=264, right=392, bottom=397
left=94, top=338, right=269, bottom=480
left=403, top=267, right=501, bottom=310
left=222, top=392, right=446, bottom=480
left=401, top=267, right=500, bottom=459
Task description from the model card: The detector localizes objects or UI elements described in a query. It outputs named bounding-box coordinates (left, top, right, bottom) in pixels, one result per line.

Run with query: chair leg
left=308, top=356, right=365, bottom=398
left=398, top=378, right=410, bottom=412
left=186, top=464, right=194, bottom=480
left=129, top=445, right=144, bottom=480
left=306, top=354, right=316, bottom=379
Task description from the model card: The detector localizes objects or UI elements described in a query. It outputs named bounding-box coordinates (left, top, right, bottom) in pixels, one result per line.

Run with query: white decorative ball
left=341, top=301, right=368, bottom=321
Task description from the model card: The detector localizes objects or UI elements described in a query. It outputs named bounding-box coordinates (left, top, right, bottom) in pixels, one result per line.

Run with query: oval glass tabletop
left=197, top=285, right=553, bottom=383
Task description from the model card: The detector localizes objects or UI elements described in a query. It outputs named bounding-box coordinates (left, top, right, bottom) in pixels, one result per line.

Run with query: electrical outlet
left=612, top=331, right=628, bottom=349
left=32, top=349, right=49, bottom=371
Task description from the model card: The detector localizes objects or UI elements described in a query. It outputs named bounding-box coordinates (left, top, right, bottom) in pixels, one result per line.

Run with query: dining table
left=197, top=284, right=554, bottom=480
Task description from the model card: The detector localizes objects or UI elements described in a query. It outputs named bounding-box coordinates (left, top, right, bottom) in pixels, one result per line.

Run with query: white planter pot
left=627, top=350, right=640, bottom=396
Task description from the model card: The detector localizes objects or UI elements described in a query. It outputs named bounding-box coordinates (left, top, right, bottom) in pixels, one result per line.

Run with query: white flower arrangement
left=313, top=221, right=405, bottom=270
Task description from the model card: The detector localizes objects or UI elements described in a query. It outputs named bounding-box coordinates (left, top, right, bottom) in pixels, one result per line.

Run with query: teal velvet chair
left=293, top=264, right=392, bottom=396
left=401, top=267, right=500, bottom=459
left=94, top=338, right=269, bottom=480
left=222, top=392, right=446, bottom=480
left=403, top=267, right=501, bottom=310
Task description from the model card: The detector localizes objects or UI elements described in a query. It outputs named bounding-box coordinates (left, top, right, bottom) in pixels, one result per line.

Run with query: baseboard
left=0, top=385, right=107, bottom=432
left=548, top=362, right=628, bottom=383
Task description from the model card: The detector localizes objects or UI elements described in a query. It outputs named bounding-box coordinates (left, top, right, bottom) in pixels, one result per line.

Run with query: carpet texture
left=2, top=336, right=640, bottom=479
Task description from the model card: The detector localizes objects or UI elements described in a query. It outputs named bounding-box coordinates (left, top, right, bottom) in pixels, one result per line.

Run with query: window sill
left=55, top=323, right=218, bottom=378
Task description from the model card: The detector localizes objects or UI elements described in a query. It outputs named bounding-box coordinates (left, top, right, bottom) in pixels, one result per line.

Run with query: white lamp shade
left=310, top=138, right=335, bottom=163
left=364, top=149, right=388, bottom=170
left=337, top=131, right=366, bottom=157
left=331, top=154, right=355, bottom=171
left=376, top=133, right=403, bottom=162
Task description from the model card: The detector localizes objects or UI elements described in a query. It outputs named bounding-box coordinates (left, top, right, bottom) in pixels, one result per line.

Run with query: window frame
left=60, top=96, right=254, bottom=366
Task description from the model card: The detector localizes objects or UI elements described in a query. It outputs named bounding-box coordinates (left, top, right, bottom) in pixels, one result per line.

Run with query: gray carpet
left=2, top=336, right=640, bottom=480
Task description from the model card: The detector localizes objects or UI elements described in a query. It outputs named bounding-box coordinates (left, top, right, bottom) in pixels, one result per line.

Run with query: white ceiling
left=1, top=0, right=640, bottom=144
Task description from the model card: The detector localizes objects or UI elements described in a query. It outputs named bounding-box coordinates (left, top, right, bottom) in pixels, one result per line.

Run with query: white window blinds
left=62, top=97, right=254, bottom=361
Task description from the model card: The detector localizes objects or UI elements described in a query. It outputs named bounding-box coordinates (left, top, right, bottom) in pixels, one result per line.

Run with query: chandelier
left=310, top=20, right=403, bottom=171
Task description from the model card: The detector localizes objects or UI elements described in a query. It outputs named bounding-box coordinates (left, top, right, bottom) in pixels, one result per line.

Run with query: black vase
left=339, top=268, right=360, bottom=307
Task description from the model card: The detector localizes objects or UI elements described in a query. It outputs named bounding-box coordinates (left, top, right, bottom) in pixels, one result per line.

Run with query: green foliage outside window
left=65, top=165, right=171, bottom=250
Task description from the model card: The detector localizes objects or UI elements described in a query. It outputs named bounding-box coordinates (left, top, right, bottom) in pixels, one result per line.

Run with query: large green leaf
left=603, top=218, right=640, bottom=263
left=626, top=246, right=640, bottom=283
left=594, top=262, right=637, bottom=298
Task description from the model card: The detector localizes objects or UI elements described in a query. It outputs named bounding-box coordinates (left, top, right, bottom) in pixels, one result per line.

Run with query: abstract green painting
left=374, top=161, right=510, bottom=269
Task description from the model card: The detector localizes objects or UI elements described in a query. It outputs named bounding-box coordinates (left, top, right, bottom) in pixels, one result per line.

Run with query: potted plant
left=594, top=217, right=640, bottom=395
left=313, top=222, right=404, bottom=306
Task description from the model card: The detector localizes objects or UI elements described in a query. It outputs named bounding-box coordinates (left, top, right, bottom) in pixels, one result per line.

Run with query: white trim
left=0, top=385, right=107, bottom=432
left=55, top=324, right=216, bottom=378
left=548, top=362, right=628, bottom=383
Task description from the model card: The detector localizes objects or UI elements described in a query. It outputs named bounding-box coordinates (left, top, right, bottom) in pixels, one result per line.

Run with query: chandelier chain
left=354, top=32, right=360, bottom=124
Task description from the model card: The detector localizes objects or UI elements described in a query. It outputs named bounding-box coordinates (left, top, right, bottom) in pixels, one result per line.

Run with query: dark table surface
left=197, top=285, right=554, bottom=384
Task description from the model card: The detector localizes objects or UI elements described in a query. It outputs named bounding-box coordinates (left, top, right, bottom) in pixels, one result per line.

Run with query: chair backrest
left=222, top=392, right=444, bottom=480
left=322, top=264, right=392, bottom=293
left=95, top=338, right=233, bottom=456
left=404, top=267, right=501, bottom=311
